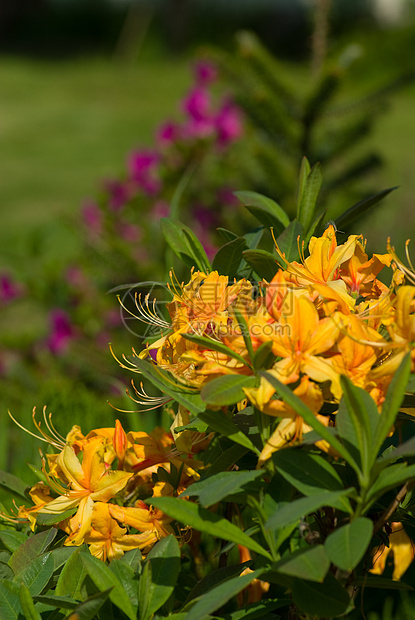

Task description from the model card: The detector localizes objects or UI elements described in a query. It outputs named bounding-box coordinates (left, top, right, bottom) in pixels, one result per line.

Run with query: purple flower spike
left=157, top=121, right=179, bottom=147
left=194, top=60, right=217, bottom=86
left=47, top=309, right=75, bottom=355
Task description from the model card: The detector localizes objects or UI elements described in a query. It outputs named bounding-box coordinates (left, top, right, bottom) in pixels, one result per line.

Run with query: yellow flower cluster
left=142, top=225, right=414, bottom=464
left=15, top=416, right=201, bottom=561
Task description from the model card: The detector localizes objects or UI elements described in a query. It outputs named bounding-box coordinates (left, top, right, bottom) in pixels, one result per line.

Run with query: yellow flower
left=370, top=522, right=415, bottom=580
left=84, top=502, right=157, bottom=561
left=38, top=435, right=132, bottom=546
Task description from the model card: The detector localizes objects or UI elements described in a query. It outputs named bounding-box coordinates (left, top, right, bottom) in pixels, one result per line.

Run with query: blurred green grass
left=0, top=56, right=190, bottom=250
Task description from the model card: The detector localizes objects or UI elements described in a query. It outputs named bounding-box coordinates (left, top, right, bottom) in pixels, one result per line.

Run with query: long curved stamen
left=8, top=408, right=65, bottom=450
left=135, top=293, right=171, bottom=329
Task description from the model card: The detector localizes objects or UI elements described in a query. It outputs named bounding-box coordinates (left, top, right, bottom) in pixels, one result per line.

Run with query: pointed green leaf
left=109, top=560, right=138, bottom=611
left=185, top=562, right=252, bottom=603
left=119, top=547, right=142, bottom=571
left=161, top=218, right=211, bottom=272
left=182, top=333, right=251, bottom=369
left=372, top=353, right=411, bottom=459
left=32, top=594, right=79, bottom=610
left=252, top=340, right=275, bottom=371
left=0, top=472, right=30, bottom=500
left=292, top=572, right=350, bottom=617
left=139, top=535, right=180, bottom=620
left=0, top=580, right=22, bottom=620
left=63, top=588, right=112, bottom=620
left=197, top=409, right=259, bottom=453
left=335, top=186, right=398, bottom=230
left=223, top=599, right=291, bottom=620
left=201, top=375, right=257, bottom=406
left=13, top=553, right=54, bottom=596
left=184, top=569, right=264, bottom=620
left=149, top=497, right=272, bottom=560
left=204, top=444, right=249, bottom=478
left=217, top=228, right=238, bottom=243
left=131, top=357, right=206, bottom=415
left=0, top=531, right=27, bottom=554
left=259, top=371, right=360, bottom=474
left=36, top=507, right=77, bottom=527
left=0, top=562, right=13, bottom=580
left=18, top=584, right=42, bottom=620
left=212, top=238, right=248, bottom=278
left=235, top=190, right=290, bottom=228
left=324, top=517, right=373, bottom=571
left=9, top=529, right=58, bottom=575
left=273, top=449, right=344, bottom=496
left=242, top=249, right=279, bottom=280
left=181, top=470, right=263, bottom=507
left=297, top=163, right=322, bottom=233
left=80, top=552, right=136, bottom=620
left=265, top=490, right=354, bottom=531
left=55, top=547, right=87, bottom=600
left=367, top=463, right=415, bottom=504
left=272, top=545, right=330, bottom=582
left=275, top=219, right=303, bottom=262
left=296, top=156, right=311, bottom=209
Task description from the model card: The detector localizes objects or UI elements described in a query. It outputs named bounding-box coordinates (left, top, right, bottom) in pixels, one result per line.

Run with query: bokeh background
left=1, top=0, right=415, bottom=485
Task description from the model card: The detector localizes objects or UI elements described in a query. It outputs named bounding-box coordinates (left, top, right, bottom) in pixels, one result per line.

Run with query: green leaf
left=335, top=186, right=398, bottom=230
left=0, top=579, right=22, bottom=620
left=13, top=553, right=54, bottom=596
left=32, top=594, right=79, bottom=610
left=275, top=219, right=303, bottom=263
left=55, top=547, right=87, bottom=600
left=297, top=163, right=322, bottom=234
left=182, top=333, right=251, bottom=369
left=339, top=376, right=380, bottom=476
left=201, top=375, right=257, bottom=406
left=252, top=341, right=275, bottom=372
left=149, top=497, right=272, bottom=560
left=131, top=357, right=206, bottom=415
left=377, top=436, right=415, bottom=468
left=242, top=249, right=279, bottom=280
left=63, top=588, right=112, bottom=620
left=324, top=517, right=373, bottom=571
left=223, top=599, right=291, bottom=620
left=185, top=562, right=252, bottom=603
left=292, top=572, right=350, bottom=617
left=161, top=218, right=211, bottom=272
left=372, top=353, right=411, bottom=460
left=36, top=508, right=77, bottom=527
left=0, top=531, right=27, bottom=553
left=119, top=547, right=142, bottom=571
left=304, top=208, right=327, bottom=245
left=80, top=552, right=136, bottom=620
left=139, top=536, right=180, bottom=620
left=354, top=575, right=414, bottom=590
left=367, top=463, right=415, bottom=505
left=9, top=528, right=58, bottom=575
left=109, top=560, right=138, bottom=612
left=181, top=470, right=264, bottom=507
left=212, top=238, right=248, bottom=278
left=217, top=228, right=238, bottom=243
left=184, top=569, right=264, bottom=620
left=204, top=444, right=249, bottom=478
left=0, top=562, right=13, bottom=580
left=235, top=190, right=290, bottom=230
left=197, top=410, right=259, bottom=453
left=271, top=545, right=330, bottom=582
left=0, top=472, right=29, bottom=500
left=296, top=156, right=311, bottom=209
left=18, top=584, right=42, bottom=620
left=259, top=371, right=360, bottom=474
left=50, top=545, right=78, bottom=572
left=273, top=449, right=344, bottom=496
left=265, top=490, right=354, bottom=531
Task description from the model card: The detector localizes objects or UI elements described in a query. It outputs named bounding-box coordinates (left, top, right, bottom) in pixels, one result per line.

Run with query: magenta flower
left=215, top=100, right=243, bottom=147
left=0, top=274, right=22, bottom=304
left=128, top=149, right=161, bottom=195
left=151, top=200, right=170, bottom=219
left=118, top=222, right=142, bottom=244
left=157, top=121, right=179, bottom=147
left=104, top=179, right=130, bottom=212
left=182, top=87, right=211, bottom=122
left=194, top=60, right=217, bottom=86
left=47, top=309, right=75, bottom=355
left=82, top=201, right=103, bottom=236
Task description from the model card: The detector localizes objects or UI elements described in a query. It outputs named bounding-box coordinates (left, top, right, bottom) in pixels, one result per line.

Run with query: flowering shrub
left=1, top=160, right=415, bottom=619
